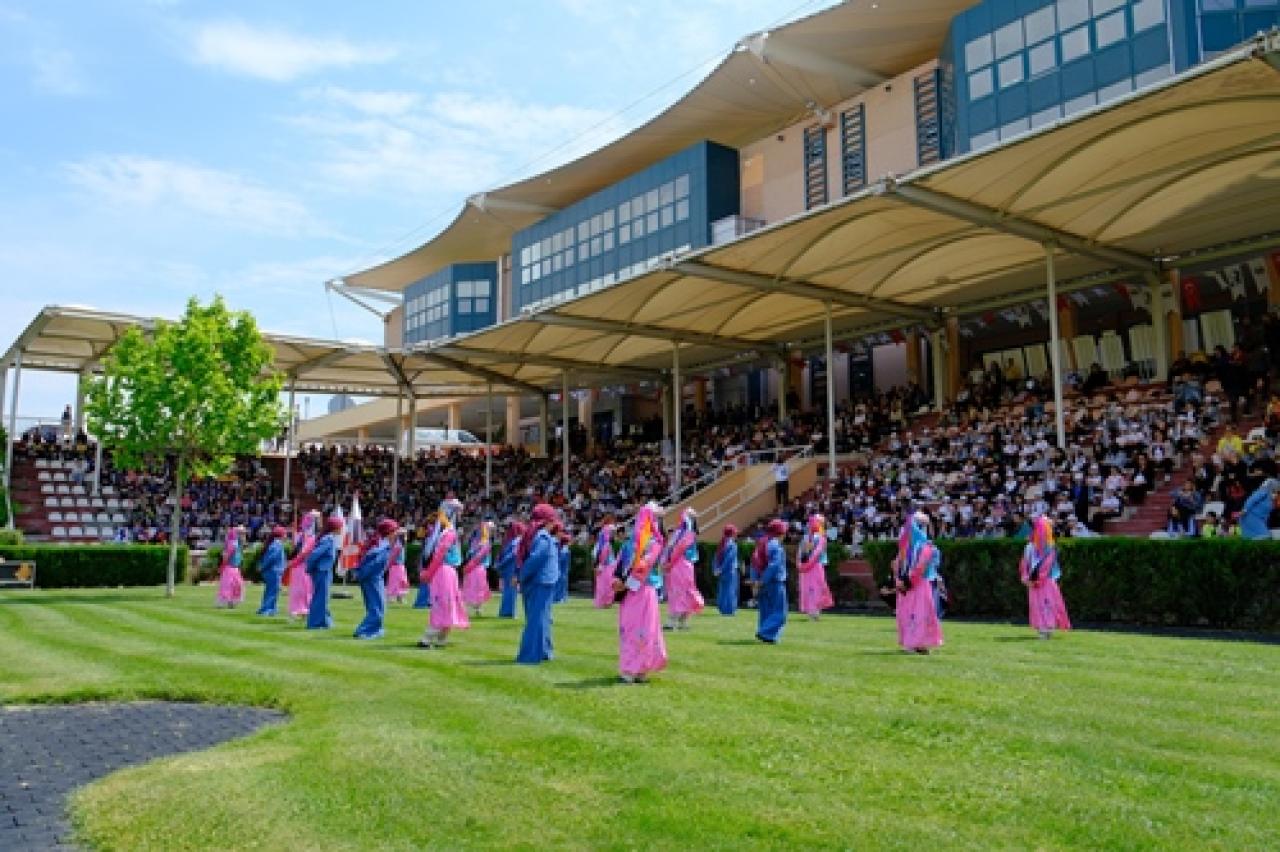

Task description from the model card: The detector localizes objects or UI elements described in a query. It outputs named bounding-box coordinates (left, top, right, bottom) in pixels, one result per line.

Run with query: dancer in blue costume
left=256, top=525, right=287, bottom=616
left=713, top=524, right=740, bottom=616
left=496, top=520, right=523, bottom=619
left=553, top=529, right=571, bottom=603
left=1240, top=478, right=1279, bottom=540
left=516, top=504, right=559, bottom=664
left=306, top=515, right=344, bottom=630
left=352, top=519, right=397, bottom=639
left=755, top=519, right=789, bottom=644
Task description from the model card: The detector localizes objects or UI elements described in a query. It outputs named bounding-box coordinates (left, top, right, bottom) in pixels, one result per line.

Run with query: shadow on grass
left=716, top=639, right=760, bottom=646
left=992, top=635, right=1042, bottom=643
left=458, top=659, right=519, bottom=668
left=554, top=676, right=621, bottom=690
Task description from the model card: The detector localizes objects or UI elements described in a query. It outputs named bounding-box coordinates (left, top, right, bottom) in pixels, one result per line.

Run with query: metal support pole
left=1147, top=273, right=1169, bottom=382
left=539, top=395, right=549, bottom=458
left=673, top=343, right=682, bottom=503
left=390, top=391, right=402, bottom=500
left=931, top=329, right=947, bottom=411
left=824, top=302, right=837, bottom=482
left=4, top=351, right=21, bottom=527
left=1045, top=244, right=1067, bottom=450
left=282, top=383, right=296, bottom=503
left=561, top=373, right=570, bottom=499
left=485, top=382, right=493, bottom=500
left=407, top=389, right=417, bottom=460
left=74, top=371, right=87, bottom=439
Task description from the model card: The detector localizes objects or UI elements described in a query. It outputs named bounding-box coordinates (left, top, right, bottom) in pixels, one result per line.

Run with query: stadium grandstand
left=5, top=1, right=1280, bottom=558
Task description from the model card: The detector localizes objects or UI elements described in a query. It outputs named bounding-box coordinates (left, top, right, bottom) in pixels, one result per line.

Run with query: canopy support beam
left=824, top=303, right=837, bottom=482
left=533, top=312, right=768, bottom=353
left=4, top=350, right=20, bottom=528
left=672, top=343, right=682, bottom=503
left=282, top=382, right=297, bottom=504
left=886, top=181, right=1157, bottom=273
left=561, top=373, right=570, bottom=500
left=485, top=382, right=493, bottom=500
left=436, top=346, right=659, bottom=380
left=673, top=259, right=936, bottom=322
left=416, top=349, right=544, bottom=397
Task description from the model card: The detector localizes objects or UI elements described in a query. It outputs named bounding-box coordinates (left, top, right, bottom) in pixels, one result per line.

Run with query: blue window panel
left=1028, top=72, right=1062, bottom=111
left=1094, top=41, right=1132, bottom=86
left=1059, top=58, right=1097, bottom=100
left=1131, top=25, right=1172, bottom=71
left=969, top=93, right=999, bottom=134
left=1243, top=9, right=1280, bottom=35
left=1199, top=13, right=1240, bottom=52
left=997, top=84, right=1030, bottom=125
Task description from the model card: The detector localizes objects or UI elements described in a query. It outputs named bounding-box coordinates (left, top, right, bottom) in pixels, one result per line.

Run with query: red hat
left=270, top=525, right=287, bottom=539
left=529, top=503, right=557, bottom=525
left=325, top=516, right=345, bottom=533
left=376, top=518, right=399, bottom=536
left=766, top=519, right=787, bottom=537
left=722, top=524, right=738, bottom=538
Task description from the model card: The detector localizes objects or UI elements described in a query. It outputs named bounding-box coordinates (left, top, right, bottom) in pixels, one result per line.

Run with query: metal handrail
left=697, top=446, right=814, bottom=531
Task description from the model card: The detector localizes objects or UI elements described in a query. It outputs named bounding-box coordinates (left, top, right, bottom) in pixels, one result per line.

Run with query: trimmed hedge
left=864, top=538, right=1280, bottom=631
left=0, top=544, right=189, bottom=588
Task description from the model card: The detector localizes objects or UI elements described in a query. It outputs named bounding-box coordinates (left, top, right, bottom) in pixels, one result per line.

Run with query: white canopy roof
left=345, top=0, right=974, bottom=292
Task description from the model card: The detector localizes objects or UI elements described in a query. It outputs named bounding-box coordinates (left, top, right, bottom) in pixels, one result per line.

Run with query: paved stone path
left=0, top=702, right=284, bottom=849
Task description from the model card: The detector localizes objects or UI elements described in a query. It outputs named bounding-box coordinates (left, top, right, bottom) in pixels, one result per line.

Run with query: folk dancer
left=797, top=514, right=835, bottom=620
left=616, top=502, right=668, bottom=683
left=1019, top=515, right=1071, bottom=639
left=417, top=498, right=470, bottom=648
left=255, top=525, right=287, bottom=616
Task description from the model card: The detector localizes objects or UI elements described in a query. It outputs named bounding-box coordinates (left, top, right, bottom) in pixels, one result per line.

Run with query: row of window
left=520, top=244, right=694, bottom=313
left=517, top=175, right=692, bottom=288
left=967, top=0, right=1165, bottom=101
left=1201, top=0, right=1280, bottom=9
left=405, top=283, right=450, bottom=333
left=968, top=62, right=1170, bottom=148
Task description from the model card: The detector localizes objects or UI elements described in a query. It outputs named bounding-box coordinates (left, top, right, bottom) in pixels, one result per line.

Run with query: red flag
left=1113, top=282, right=1130, bottom=301
left=1181, top=277, right=1202, bottom=314
left=889, top=329, right=905, bottom=344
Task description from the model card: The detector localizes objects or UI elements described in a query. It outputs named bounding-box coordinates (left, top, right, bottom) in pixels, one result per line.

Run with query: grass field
left=1, top=586, right=1277, bottom=851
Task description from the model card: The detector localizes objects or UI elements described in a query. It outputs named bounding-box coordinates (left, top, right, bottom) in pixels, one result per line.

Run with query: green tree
left=85, top=296, right=284, bottom=596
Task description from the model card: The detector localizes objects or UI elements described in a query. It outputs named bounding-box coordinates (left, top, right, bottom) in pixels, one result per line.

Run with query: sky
left=0, top=0, right=834, bottom=424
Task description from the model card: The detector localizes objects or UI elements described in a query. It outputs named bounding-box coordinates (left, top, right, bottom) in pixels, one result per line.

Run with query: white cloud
left=64, top=155, right=321, bottom=236
left=190, top=19, right=394, bottom=82
left=290, top=89, right=627, bottom=198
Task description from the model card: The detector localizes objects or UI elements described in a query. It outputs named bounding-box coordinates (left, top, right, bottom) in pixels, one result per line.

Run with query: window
left=1064, top=91, right=1097, bottom=115
left=645, top=188, right=659, bottom=213
left=1091, top=0, right=1124, bottom=15
left=1135, top=63, right=1172, bottom=87
left=803, top=124, right=828, bottom=209
left=1029, top=40, right=1057, bottom=76
left=660, top=181, right=674, bottom=205
left=675, top=174, right=690, bottom=198
left=969, top=67, right=994, bottom=99
left=1061, top=25, right=1090, bottom=62
left=998, top=55, right=1024, bottom=88
left=1095, top=9, right=1127, bottom=47
left=619, top=222, right=631, bottom=243
left=995, top=20, right=1024, bottom=58
left=1098, top=77, right=1133, bottom=102
left=1031, top=105, right=1062, bottom=128
left=1000, top=116, right=1030, bottom=140
left=1024, top=6, right=1057, bottom=43
left=1200, top=0, right=1234, bottom=9
left=1057, top=0, right=1090, bottom=30
left=646, top=211, right=659, bottom=232
left=966, top=34, right=993, bottom=68
left=1133, top=0, right=1166, bottom=30
left=619, top=200, right=630, bottom=221
left=661, top=205, right=674, bottom=228
left=970, top=128, right=999, bottom=150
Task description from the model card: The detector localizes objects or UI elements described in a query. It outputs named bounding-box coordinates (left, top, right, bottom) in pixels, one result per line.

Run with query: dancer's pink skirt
left=619, top=585, right=667, bottom=677
left=666, top=558, right=705, bottom=617
left=429, top=565, right=471, bottom=631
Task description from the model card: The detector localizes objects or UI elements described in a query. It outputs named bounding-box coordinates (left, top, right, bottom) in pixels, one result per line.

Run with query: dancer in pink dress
left=417, top=498, right=470, bottom=648
left=384, top=529, right=410, bottom=604
left=890, top=512, right=944, bottom=654
left=663, top=508, right=704, bottom=630
left=215, top=525, right=245, bottom=608
left=461, top=520, right=495, bottom=616
left=617, top=502, right=668, bottom=684
left=797, top=513, right=835, bottom=620
left=592, top=517, right=618, bottom=609
left=1020, top=515, right=1071, bottom=639
left=286, top=510, right=320, bottom=619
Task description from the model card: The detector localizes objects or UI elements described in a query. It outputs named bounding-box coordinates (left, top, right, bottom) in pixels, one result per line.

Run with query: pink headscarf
left=716, top=523, right=738, bottom=563
left=222, top=526, right=241, bottom=564
left=518, top=503, right=557, bottom=564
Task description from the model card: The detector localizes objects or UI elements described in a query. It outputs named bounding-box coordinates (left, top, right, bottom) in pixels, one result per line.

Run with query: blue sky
left=1, top=0, right=831, bottom=422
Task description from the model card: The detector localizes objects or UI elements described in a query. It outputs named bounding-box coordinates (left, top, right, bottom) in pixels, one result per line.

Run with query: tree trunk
left=166, top=456, right=184, bottom=598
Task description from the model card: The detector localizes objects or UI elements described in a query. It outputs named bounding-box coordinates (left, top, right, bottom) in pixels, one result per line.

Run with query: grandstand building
left=330, top=0, right=1280, bottom=446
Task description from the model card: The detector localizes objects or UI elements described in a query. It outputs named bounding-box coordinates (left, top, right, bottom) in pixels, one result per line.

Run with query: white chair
left=1201, top=501, right=1225, bottom=520
left=48, top=512, right=63, bottom=522
left=52, top=471, right=67, bottom=482
left=76, top=498, right=91, bottom=508
left=35, top=459, right=49, bottom=468
left=1148, top=531, right=1171, bottom=540
left=62, top=511, right=79, bottom=523
left=41, top=484, right=55, bottom=495
left=96, top=511, right=110, bottom=523
left=102, top=486, right=117, bottom=496
left=60, top=497, right=74, bottom=508
left=68, top=526, right=84, bottom=537
left=51, top=527, right=68, bottom=538
left=107, top=498, right=120, bottom=509
left=44, top=496, right=58, bottom=508
left=1248, top=427, right=1267, bottom=442
left=111, top=512, right=126, bottom=523
left=91, top=497, right=105, bottom=509
left=56, top=484, right=70, bottom=495
left=38, top=471, right=51, bottom=481
left=71, top=485, right=86, bottom=496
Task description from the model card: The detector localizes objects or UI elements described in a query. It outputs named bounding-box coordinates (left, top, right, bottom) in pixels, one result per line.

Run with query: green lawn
left=1, top=587, right=1277, bottom=851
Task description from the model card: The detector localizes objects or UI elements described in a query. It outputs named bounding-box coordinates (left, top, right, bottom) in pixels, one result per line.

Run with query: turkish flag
left=1181, top=277, right=1202, bottom=314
